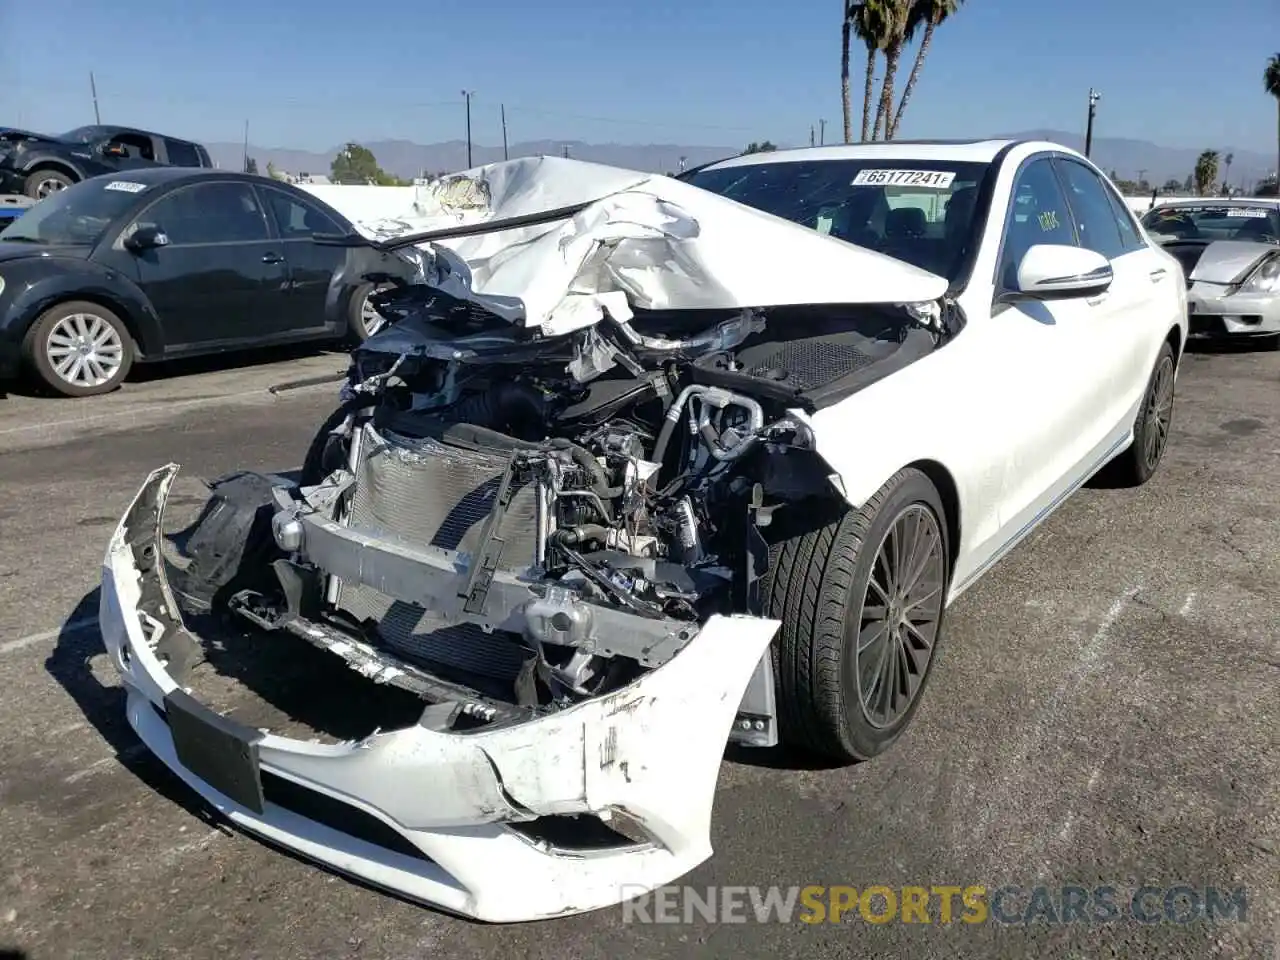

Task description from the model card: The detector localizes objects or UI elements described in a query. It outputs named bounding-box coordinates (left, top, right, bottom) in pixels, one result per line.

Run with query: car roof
left=90, top=168, right=280, bottom=188
left=692, top=139, right=1080, bottom=172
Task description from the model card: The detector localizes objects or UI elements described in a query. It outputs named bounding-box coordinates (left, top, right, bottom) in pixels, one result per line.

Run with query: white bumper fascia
left=99, top=464, right=780, bottom=922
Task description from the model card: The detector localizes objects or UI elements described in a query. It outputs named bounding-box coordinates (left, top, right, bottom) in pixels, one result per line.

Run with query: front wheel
left=22, top=301, right=134, bottom=397
left=763, top=468, right=952, bottom=763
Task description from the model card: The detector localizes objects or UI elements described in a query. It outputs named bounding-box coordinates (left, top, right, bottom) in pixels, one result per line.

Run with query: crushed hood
left=1185, top=240, right=1279, bottom=285
left=337, top=155, right=949, bottom=336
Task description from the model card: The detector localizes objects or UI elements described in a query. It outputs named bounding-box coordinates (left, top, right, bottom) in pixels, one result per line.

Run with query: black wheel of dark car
left=347, top=282, right=394, bottom=342
left=24, top=168, right=75, bottom=200
left=300, top=399, right=366, bottom=486
left=763, top=468, right=951, bottom=763
left=22, top=300, right=135, bottom=397
left=1101, top=341, right=1176, bottom=487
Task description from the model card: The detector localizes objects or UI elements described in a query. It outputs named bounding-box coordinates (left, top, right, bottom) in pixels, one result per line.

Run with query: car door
left=1053, top=157, right=1162, bottom=435
left=127, top=180, right=290, bottom=350
left=257, top=184, right=347, bottom=333
left=984, top=156, right=1112, bottom=533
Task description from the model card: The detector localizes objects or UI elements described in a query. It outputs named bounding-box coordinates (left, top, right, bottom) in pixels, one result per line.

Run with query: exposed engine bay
left=205, top=284, right=949, bottom=730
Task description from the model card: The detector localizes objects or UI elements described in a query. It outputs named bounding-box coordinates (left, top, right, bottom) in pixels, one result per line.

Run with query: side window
left=164, top=139, right=202, bottom=167
left=998, top=158, right=1075, bottom=289
left=1055, top=160, right=1128, bottom=259
left=138, top=182, right=270, bottom=245
left=105, top=133, right=156, bottom=161
left=263, top=188, right=342, bottom=239
left=1101, top=184, right=1147, bottom=253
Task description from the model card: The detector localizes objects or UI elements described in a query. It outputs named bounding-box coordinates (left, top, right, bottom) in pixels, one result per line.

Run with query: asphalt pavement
left=0, top=343, right=1276, bottom=960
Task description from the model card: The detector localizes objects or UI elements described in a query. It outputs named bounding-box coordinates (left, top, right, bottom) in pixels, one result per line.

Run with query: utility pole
left=1084, top=89, right=1101, bottom=158
left=242, top=120, right=249, bottom=173
left=562, top=143, right=570, bottom=159
left=819, top=118, right=826, bottom=146
left=810, top=125, right=815, bottom=147
left=500, top=103, right=509, bottom=161
left=461, top=90, right=474, bottom=168
left=90, top=71, right=101, bottom=123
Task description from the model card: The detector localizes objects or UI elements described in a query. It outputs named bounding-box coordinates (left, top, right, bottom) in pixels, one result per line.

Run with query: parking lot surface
left=0, top=345, right=1276, bottom=960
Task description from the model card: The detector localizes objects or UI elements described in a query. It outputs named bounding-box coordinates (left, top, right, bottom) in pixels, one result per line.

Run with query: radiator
left=333, top=422, right=537, bottom=682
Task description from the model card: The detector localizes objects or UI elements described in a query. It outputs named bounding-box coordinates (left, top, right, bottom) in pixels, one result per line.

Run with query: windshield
left=685, top=158, right=989, bottom=280
left=57, top=126, right=108, bottom=144
left=1141, top=204, right=1280, bottom=244
left=0, top=177, right=153, bottom=245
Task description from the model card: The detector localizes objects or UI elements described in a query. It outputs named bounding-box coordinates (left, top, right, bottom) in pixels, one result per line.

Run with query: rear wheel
left=24, top=168, right=75, bottom=200
left=1101, top=341, right=1176, bottom=487
left=22, top=301, right=134, bottom=397
left=763, top=468, right=951, bottom=763
left=347, top=282, right=394, bottom=342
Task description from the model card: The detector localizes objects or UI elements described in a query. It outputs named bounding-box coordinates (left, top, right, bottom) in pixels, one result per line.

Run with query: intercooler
left=331, top=422, right=538, bottom=684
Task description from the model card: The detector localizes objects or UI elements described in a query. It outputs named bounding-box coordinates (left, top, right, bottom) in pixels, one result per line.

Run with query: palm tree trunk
left=889, top=18, right=936, bottom=139
left=862, top=47, right=876, bottom=142
left=841, top=16, right=852, bottom=143
left=1276, top=98, right=1279, bottom=192
left=877, top=46, right=901, bottom=140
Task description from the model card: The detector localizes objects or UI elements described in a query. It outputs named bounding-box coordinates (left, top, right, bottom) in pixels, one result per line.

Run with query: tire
left=763, top=468, right=952, bottom=763
left=300, top=399, right=366, bottom=486
left=24, top=168, right=75, bottom=200
left=1101, top=341, right=1176, bottom=487
left=22, top=300, right=134, bottom=397
left=346, top=282, right=394, bottom=342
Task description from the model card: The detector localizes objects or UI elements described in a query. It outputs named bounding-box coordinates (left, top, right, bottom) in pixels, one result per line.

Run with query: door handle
left=1149, top=268, right=1168, bottom=283
left=1086, top=291, right=1110, bottom=306
left=262, top=252, right=284, bottom=264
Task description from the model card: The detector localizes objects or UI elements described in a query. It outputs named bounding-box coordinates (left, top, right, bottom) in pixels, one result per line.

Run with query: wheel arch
left=903, top=458, right=962, bottom=575
left=29, top=292, right=146, bottom=356
left=1165, top=323, right=1184, bottom=368
left=21, top=159, right=81, bottom=182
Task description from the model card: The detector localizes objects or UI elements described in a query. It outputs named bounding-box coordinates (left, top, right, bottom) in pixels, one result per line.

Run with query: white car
left=99, top=141, right=1186, bottom=923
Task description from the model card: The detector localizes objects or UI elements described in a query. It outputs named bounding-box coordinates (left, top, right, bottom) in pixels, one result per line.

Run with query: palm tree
left=1222, top=152, right=1234, bottom=195
left=1266, top=54, right=1280, bottom=191
left=873, top=1, right=916, bottom=141
left=841, top=1, right=853, bottom=143
left=889, top=0, right=964, bottom=139
left=847, top=2, right=891, bottom=142
left=1193, top=150, right=1220, bottom=196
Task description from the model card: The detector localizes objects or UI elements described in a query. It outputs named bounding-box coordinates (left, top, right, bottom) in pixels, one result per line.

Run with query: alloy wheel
left=35, top=177, right=67, bottom=200
left=360, top=286, right=391, bottom=338
left=1143, top=355, right=1175, bottom=470
left=856, top=504, right=946, bottom=729
left=44, top=312, right=124, bottom=388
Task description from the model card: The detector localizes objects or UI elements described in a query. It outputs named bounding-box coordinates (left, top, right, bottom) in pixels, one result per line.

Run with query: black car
left=0, top=124, right=213, bottom=200
left=0, top=168, right=390, bottom=396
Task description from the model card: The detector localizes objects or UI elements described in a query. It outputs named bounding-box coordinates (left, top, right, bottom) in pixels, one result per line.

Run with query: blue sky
left=2, top=0, right=1277, bottom=157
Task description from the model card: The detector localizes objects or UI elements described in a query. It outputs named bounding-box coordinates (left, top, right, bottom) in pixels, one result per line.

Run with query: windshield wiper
left=0, top=236, right=45, bottom=243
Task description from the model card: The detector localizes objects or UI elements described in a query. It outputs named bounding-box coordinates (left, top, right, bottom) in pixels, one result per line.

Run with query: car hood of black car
left=0, top=241, right=93, bottom=264
left=0, top=128, right=62, bottom=146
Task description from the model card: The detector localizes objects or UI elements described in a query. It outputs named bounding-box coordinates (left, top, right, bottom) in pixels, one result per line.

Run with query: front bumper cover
left=100, top=464, right=780, bottom=922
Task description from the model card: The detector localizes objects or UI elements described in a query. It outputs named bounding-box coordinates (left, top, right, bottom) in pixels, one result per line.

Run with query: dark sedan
left=0, top=168, right=389, bottom=396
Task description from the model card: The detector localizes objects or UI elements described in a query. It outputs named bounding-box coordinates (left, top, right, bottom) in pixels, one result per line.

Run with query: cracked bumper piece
left=100, top=464, right=780, bottom=922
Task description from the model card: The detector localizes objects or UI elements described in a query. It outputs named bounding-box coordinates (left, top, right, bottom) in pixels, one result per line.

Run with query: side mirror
left=1010, top=244, right=1113, bottom=300
left=125, top=225, right=169, bottom=251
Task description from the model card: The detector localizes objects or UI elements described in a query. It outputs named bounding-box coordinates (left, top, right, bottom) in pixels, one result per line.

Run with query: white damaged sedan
left=99, top=140, right=1186, bottom=922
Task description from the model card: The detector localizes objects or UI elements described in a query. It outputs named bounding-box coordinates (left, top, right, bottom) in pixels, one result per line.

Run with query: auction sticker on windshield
left=852, top=169, right=956, bottom=189
left=1225, top=208, right=1269, bottom=218
left=104, top=181, right=148, bottom=193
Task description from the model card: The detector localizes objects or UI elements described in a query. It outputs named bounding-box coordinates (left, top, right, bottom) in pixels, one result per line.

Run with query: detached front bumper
left=100, top=464, right=779, bottom=922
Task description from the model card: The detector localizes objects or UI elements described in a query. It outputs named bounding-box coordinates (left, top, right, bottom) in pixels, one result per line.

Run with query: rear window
left=1141, top=204, right=1280, bottom=243
left=164, top=139, right=203, bottom=167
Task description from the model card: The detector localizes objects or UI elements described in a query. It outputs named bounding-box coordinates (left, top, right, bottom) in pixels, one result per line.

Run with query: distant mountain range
left=204, top=130, right=1276, bottom=188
